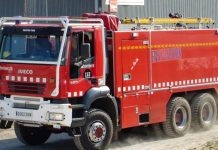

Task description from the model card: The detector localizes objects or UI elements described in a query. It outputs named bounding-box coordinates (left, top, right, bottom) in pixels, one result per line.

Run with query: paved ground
left=1, top=124, right=218, bottom=150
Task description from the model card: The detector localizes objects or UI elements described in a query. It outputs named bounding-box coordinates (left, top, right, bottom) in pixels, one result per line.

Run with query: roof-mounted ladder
left=121, top=17, right=215, bottom=29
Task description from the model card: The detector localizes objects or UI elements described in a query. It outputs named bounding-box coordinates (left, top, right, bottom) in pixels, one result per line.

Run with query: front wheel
left=74, top=109, right=113, bottom=150
left=14, top=123, right=51, bottom=145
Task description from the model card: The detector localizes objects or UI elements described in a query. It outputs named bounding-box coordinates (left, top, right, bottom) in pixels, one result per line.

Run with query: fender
left=82, top=86, right=119, bottom=123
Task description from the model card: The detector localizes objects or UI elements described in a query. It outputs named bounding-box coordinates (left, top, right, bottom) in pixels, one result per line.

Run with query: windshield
left=0, top=34, right=62, bottom=62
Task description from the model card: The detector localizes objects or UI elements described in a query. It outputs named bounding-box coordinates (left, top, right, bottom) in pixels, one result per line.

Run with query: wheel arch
left=82, top=86, right=119, bottom=128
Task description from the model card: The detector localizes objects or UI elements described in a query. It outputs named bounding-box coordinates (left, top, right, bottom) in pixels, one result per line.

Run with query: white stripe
left=158, top=83, right=161, bottom=88
left=79, top=91, right=83, bottom=96
left=68, top=92, right=72, bottom=97
left=74, top=92, right=78, bottom=97
left=123, top=87, right=126, bottom=92
left=175, top=81, right=178, bottom=86
left=167, top=82, right=170, bottom=86
left=141, top=85, right=145, bottom=90
left=6, top=76, right=9, bottom=81
left=206, top=78, right=209, bottom=82
left=202, top=79, right=205, bottom=83
left=213, top=77, right=216, bottom=82
left=23, top=77, right=27, bottom=82
left=154, top=83, right=157, bottom=88
left=191, top=80, right=194, bottom=84
left=17, top=76, right=21, bottom=82
left=162, top=82, right=166, bottom=87
left=43, top=78, right=47, bottom=83
left=171, top=82, right=174, bottom=86
left=36, top=78, right=40, bottom=83
left=132, top=86, right=136, bottom=91
left=187, top=80, right=190, bottom=85
left=195, top=79, right=198, bottom=84
left=183, top=80, right=186, bottom=85
left=11, top=76, right=15, bottom=81
left=118, top=87, right=121, bottom=92
left=137, top=85, right=140, bottom=90
left=198, top=79, right=201, bottom=83
left=210, top=78, right=213, bottom=82
left=128, top=86, right=131, bottom=91
left=30, top=77, right=34, bottom=82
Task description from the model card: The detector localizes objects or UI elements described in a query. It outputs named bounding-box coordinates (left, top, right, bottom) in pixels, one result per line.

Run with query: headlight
left=49, top=112, right=65, bottom=121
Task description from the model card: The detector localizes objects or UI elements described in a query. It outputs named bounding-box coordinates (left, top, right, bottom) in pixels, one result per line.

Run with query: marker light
left=49, top=112, right=65, bottom=121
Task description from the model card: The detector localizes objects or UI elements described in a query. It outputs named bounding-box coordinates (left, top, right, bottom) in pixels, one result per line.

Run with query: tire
left=14, top=123, right=51, bottom=145
left=162, top=97, right=191, bottom=137
left=191, top=93, right=217, bottom=130
left=74, top=109, right=113, bottom=150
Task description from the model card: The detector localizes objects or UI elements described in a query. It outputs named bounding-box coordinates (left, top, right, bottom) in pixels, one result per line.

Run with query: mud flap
left=0, top=120, right=13, bottom=129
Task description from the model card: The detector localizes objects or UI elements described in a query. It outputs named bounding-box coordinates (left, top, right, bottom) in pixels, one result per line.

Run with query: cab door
left=68, top=27, right=104, bottom=98
left=121, top=39, right=151, bottom=128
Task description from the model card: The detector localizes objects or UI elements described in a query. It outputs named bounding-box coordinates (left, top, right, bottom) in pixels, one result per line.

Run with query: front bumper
left=0, top=95, right=73, bottom=127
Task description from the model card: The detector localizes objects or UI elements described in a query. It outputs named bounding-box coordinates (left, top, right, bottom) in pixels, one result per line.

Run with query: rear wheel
left=162, top=97, right=191, bottom=137
left=74, top=109, right=113, bottom=150
left=14, top=123, right=51, bottom=145
left=191, top=93, right=217, bottom=130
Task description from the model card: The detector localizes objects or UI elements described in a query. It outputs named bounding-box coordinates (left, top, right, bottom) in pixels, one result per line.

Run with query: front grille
left=8, top=82, right=46, bottom=94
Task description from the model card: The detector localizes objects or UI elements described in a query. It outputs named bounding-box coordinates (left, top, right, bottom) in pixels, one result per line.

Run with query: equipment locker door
left=121, top=39, right=150, bottom=128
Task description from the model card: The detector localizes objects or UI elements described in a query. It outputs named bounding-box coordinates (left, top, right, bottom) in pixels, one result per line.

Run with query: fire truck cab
left=0, top=14, right=217, bottom=150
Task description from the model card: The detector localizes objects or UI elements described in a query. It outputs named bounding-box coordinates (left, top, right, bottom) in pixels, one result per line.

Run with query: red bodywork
left=1, top=14, right=218, bottom=130
left=113, top=29, right=218, bottom=128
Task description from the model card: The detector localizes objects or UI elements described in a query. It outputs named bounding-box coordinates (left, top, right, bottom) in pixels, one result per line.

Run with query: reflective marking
left=68, top=92, right=72, bottom=97
left=187, top=80, right=190, bottom=85
left=123, top=87, right=126, bottom=92
left=79, top=91, right=83, bottom=96
left=132, top=86, right=136, bottom=91
left=198, top=79, right=201, bottom=83
left=17, top=76, right=21, bottom=82
left=118, top=87, right=121, bottom=92
left=43, top=78, right=47, bottom=83
left=206, top=78, right=209, bottom=82
left=158, top=83, right=161, bottom=88
left=210, top=78, right=213, bottom=82
left=137, top=85, right=140, bottom=90
left=128, top=86, right=131, bottom=91
left=162, top=82, right=166, bottom=87
left=171, top=82, right=174, bottom=86
left=11, top=76, right=15, bottom=81
left=183, top=80, right=186, bottom=85
left=6, top=76, right=9, bottom=81
left=167, top=82, right=170, bottom=86
left=191, top=80, right=194, bottom=84
left=154, top=83, right=157, bottom=88
left=30, top=77, right=34, bottom=82
left=175, top=81, right=178, bottom=86
left=74, top=92, right=77, bottom=97
left=36, top=78, right=40, bottom=83
left=23, top=77, right=27, bottom=82
left=195, top=79, right=198, bottom=83
left=141, top=85, right=145, bottom=90
left=202, top=78, right=205, bottom=83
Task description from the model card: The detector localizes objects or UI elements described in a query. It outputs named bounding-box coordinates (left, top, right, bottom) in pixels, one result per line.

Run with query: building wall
left=0, top=0, right=217, bottom=26
left=0, top=0, right=25, bottom=17
left=102, top=0, right=218, bottom=27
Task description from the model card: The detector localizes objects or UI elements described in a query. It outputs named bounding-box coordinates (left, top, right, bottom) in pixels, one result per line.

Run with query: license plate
left=16, top=111, right=32, bottom=118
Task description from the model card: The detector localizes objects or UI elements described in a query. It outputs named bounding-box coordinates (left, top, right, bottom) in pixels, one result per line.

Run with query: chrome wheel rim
left=87, top=121, right=106, bottom=143
left=174, top=106, right=188, bottom=130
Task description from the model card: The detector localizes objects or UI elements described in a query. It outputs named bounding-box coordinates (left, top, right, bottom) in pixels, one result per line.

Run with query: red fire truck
left=0, top=14, right=217, bottom=150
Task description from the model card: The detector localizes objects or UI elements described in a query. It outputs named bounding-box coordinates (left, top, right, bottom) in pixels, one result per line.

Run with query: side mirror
left=80, top=43, right=91, bottom=60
